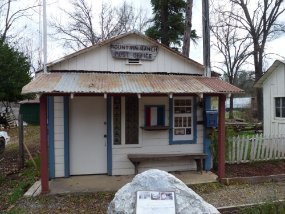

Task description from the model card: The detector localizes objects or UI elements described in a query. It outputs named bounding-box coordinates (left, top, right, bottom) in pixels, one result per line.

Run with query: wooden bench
left=127, top=153, right=207, bottom=175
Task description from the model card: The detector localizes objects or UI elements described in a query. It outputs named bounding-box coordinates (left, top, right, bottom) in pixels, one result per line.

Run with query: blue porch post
left=64, top=96, right=70, bottom=177
left=203, top=96, right=212, bottom=171
left=107, top=96, right=112, bottom=175
left=47, top=96, right=55, bottom=179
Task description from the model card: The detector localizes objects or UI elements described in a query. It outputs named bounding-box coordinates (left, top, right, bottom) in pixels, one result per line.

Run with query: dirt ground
left=1, top=126, right=285, bottom=213
left=0, top=126, right=39, bottom=176
left=9, top=181, right=285, bottom=213
left=224, top=160, right=285, bottom=177
left=6, top=160, right=285, bottom=213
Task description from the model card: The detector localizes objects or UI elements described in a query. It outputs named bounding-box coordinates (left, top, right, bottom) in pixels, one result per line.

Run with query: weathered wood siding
left=263, top=63, right=285, bottom=136
left=112, top=96, right=204, bottom=175
left=53, top=96, right=65, bottom=177
left=49, top=35, right=203, bottom=75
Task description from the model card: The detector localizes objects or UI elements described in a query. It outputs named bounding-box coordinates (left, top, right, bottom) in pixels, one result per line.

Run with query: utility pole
left=43, top=0, right=47, bottom=73
left=202, top=0, right=211, bottom=77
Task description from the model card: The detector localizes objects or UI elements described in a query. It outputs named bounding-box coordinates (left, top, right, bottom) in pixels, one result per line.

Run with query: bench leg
left=195, top=159, right=203, bottom=174
left=134, top=162, right=140, bottom=175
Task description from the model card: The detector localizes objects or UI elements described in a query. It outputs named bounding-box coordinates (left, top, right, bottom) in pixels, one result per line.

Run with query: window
left=173, top=97, right=194, bottom=141
left=113, top=96, right=139, bottom=145
left=125, top=96, right=139, bottom=144
left=113, top=96, right=121, bottom=145
left=275, top=97, right=285, bottom=118
left=144, top=105, right=165, bottom=127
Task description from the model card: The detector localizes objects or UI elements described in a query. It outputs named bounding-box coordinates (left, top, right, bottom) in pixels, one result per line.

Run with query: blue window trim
left=169, top=96, right=197, bottom=145
left=144, top=105, right=165, bottom=126
left=64, top=96, right=70, bottom=177
left=107, top=96, right=112, bottom=175
left=48, top=96, right=55, bottom=179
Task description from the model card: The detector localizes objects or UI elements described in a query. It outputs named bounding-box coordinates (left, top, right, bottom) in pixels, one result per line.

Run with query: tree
left=226, top=0, right=285, bottom=120
left=235, top=70, right=255, bottom=96
left=0, top=0, right=38, bottom=42
left=182, top=0, right=193, bottom=56
left=145, top=0, right=186, bottom=47
left=182, top=0, right=200, bottom=56
left=51, top=0, right=150, bottom=51
left=211, top=2, right=252, bottom=118
left=0, top=39, right=32, bottom=105
left=0, top=0, right=40, bottom=73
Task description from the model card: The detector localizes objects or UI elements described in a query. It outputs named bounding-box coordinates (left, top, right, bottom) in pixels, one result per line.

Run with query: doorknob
left=104, top=134, right=107, bottom=138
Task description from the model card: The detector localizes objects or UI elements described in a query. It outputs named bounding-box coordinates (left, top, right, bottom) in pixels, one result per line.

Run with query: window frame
left=112, top=96, right=140, bottom=147
left=169, top=96, right=197, bottom=145
left=144, top=105, right=165, bottom=127
left=275, top=97, right=285, bottom=118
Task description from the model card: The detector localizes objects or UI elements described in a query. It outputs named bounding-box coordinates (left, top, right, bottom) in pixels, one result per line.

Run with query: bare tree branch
left=0, top=0, right=39, bottom=42
left=50, top=0, right=151, bottom=51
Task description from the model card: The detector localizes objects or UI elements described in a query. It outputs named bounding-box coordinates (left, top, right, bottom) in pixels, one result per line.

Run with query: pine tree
left=146, top=0, right=186, bottom=47
left=0, top=40, right=31, bottom=102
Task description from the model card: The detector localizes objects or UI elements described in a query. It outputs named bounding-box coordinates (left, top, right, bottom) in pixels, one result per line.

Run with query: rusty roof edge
left=21, top=72, right=243, bottom=94
left=194, top=76, right=244, bottom=93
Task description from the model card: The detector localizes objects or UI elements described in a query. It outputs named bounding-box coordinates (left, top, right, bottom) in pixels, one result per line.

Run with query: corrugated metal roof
left=22, top=72, right=243, bottom=94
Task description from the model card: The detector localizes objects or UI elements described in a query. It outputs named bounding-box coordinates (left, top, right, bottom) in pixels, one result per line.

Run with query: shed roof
left=255, top=60, right=285, bottom=88
left=22, top=72, right=243, bottom=95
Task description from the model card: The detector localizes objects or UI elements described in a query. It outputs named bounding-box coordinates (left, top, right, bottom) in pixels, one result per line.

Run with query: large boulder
left=108, top=169, right=219, bottom=214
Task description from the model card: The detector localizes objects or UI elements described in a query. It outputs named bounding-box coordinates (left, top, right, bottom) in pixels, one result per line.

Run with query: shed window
left=275, top=97, right=285, bottom=118
left=144, top=106, right=165, bottom=127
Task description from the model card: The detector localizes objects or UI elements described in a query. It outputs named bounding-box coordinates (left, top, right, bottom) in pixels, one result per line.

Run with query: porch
left=22, top=72, right=243, bottom=194
left=47, top=171, right=217, bottom=194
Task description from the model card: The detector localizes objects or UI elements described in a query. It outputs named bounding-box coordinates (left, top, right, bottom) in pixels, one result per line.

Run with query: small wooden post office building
left=22, top=32, right=242, bottom=193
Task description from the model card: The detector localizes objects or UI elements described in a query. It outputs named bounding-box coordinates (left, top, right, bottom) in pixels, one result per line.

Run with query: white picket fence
left=227, top=134, right=285, bottom=164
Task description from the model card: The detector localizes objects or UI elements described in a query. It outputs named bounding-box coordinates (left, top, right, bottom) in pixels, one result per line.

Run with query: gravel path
left=9, top=181, right=285, bottom=213
left=197, top=181, right=285, bottom=208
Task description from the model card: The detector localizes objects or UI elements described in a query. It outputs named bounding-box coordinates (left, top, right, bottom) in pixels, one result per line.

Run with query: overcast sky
left=43, top=0, right=204, bottom=64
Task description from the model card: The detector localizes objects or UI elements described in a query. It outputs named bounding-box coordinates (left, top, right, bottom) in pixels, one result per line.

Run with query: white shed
left=255, top=60, right=285, bottom=136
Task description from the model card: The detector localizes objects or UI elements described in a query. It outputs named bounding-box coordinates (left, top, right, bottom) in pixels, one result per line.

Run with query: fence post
left=261, top=135, right=266, bottom=160
left=236, top=135, right=240, bottom=164
left=244, top=136, right=249, bottom=162
left=240, top=135, right=245, bottom=163
left=18, top=114, right=24, bottom=169
left=256, top=134, right=262, bottom=161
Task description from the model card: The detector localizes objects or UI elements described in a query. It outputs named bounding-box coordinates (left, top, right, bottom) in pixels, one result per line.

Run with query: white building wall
left=263, top=64, right=285, bottom=136
left=53, top=96, right=65, bottom=177
left=50, top=35, right=203, bottom=75
left=112, top=96, right=204, bottom=175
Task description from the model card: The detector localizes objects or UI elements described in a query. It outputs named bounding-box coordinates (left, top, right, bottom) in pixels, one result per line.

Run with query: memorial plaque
left=136, top=191, right=176, bottom=214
